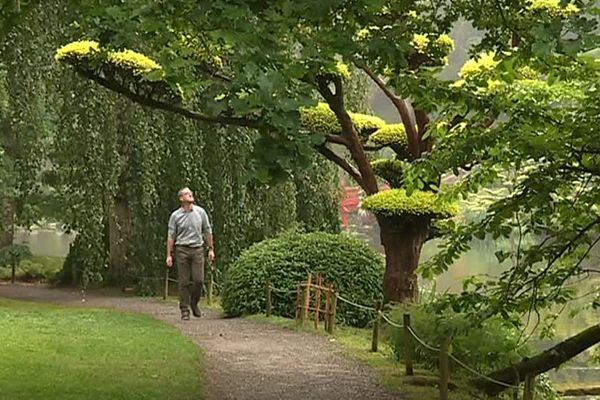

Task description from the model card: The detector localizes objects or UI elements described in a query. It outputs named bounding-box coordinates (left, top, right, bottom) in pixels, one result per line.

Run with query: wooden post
left=329, top=286, right=337, bottom=334
left=523, top=374, right=535, bottom=400
left=324, top=286, right=331, bottom=332
left=371, top=301, right=381, bottom=352
left=314, top=273, right=322, bottom=330
left=404, top=313, right=414, bottom=376
left=266, top=281, right=272, bottom=317
left=302, top=272, right=312, bottom=326
left=439, top=336, right=450, bottom=400
left=163, top=268, right=169, bottom=300
left=207, top=265, right=214, bottom=305
left=294, top=284, right=303, bottom=324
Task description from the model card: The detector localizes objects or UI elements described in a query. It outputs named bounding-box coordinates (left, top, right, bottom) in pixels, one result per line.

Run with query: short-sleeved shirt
left=167, top=205, right=212, bottom=247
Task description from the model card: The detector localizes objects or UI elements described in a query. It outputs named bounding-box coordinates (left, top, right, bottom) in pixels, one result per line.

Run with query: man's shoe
left=181, top=309, right=190, bottom=320
left=191, top=303, right=203, bottom=318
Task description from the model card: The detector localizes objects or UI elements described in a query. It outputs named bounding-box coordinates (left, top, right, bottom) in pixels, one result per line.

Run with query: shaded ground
left=0, top=283, right=402, bottom=400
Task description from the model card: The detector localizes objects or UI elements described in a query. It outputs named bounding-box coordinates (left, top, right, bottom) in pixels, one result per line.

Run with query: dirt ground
left=0, top=283, right=402, bottom=400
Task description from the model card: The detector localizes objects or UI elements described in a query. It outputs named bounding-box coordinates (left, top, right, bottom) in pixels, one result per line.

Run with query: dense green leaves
left=362, top=189, right=458, bottom=219
left=222, top=231, right=384, bottom=327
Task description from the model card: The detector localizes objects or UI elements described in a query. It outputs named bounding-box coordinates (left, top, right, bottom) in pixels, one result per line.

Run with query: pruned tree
left=52, top=0, right=600, bottom=308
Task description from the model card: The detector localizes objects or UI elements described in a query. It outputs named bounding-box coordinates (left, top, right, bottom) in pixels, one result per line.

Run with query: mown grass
left=247, top=314, right=483, bottom=400
left=0, top=298, right=203, bottom=400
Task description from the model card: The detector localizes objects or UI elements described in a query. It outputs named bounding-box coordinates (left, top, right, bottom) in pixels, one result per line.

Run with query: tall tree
left=53, top=1, right=599, bottom=304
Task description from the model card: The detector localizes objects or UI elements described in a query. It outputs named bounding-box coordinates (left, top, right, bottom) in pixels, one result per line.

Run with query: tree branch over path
left=75, top=67, right=263, bottom=129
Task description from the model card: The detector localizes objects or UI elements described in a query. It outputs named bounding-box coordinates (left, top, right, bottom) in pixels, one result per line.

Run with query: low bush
left=222, top=231, right=384, bottom=327
left=388, top=302, right=531, bottom=374
left=0, top=255, right=64, bottom=282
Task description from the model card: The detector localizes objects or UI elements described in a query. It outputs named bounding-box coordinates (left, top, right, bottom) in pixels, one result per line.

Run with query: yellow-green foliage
left=300, top=102, right=385, bottom=136
left=410, top=34, right=430, bottom=53
left=335, top=62, right=351, bottom=78
left=362, top=189, right=457, bottom=218
left=54, top=40, right=100, bottom=61
left=458, top=51, right=499, bottom=79
left=56, top=40, right=163, bottom=76
left=108, top=49, right=163, bottom=75
left=528, top=0, right=579, bottom=16
left=369, top=124, right=408, bottom=148
left=371, top=159, right=404, bottom=188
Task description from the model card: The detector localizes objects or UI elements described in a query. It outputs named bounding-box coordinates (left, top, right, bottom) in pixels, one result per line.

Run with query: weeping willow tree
left=1, top=0, right=344, bottom=291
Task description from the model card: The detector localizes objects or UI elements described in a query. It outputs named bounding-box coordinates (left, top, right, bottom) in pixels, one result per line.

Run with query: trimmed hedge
left=362, top=189, right=458, bottom=219
left=371, top=158, right=404, bottom=188
left=222, top=231, right=384, bottom=327
left=300, top=102, right=385, bottom=137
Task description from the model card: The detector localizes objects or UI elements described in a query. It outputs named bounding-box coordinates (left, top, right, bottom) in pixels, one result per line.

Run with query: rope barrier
left=379, top=311, right=403, bottom=328
left=335, top=293, right=376, bottom=311
left=406, top=326, right=441, bottom=353
left=374, top=310, right=520, bottom=389
left=448, top=354, right=519, bottom=389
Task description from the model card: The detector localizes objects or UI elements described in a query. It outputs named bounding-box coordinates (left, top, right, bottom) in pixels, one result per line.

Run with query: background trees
left=0, top=0, right=342, bottom=289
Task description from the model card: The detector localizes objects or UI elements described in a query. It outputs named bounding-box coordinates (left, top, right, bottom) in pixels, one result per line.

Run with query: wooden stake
left=295, top=284, right=302, bottom=324
left=524, top=374, right=535, bottom=400
left=371, top=301, right=381, bottom=352
left=302, top=272, right=312, bottom=325
left=207, top=265, right=214, bottom=305
left=163, top=268, right=169, bottom=300
left=314, top=273, right=322, bottom=330
left=266, top=281, right=272, bottom=317
left=324, top=285, right=331, bottom=332
left=404, top=313, right=414, bottom=376
left=329, top=286, right=337, bottom=334
left=439, top=336, right=450, bottom=400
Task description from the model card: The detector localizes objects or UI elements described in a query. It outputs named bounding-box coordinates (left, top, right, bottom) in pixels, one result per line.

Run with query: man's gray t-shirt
left=167, top=205, right=212, bottom=247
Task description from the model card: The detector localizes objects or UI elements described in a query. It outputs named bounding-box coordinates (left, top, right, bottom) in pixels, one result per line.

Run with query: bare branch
left=361, top=65, right=420, bottom=158
left=316, top=144, right=365, bottom=189
left=325, top=134, right=349, bottom=146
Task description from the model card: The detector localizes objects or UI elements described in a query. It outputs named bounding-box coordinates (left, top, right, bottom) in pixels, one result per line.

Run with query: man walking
left=166, top=187, right=215, bottom=320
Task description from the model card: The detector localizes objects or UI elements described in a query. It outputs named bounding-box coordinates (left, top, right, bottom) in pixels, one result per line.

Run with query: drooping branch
left=472, top=323, right=600, bottom=396
left=316, top=144, right=365, bottom=190
left=361, top=65, right=420, bottom=158
left=74, top=67, right=262, bottom=129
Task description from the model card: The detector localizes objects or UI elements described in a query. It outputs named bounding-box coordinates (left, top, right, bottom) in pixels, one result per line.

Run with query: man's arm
left=202, top=209, right=215, bottom=262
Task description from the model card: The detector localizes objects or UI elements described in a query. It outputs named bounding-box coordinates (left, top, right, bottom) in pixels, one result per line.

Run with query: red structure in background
left=341, top=186, right=361, bottom=229
left=340, top=184, right=390, bottom=230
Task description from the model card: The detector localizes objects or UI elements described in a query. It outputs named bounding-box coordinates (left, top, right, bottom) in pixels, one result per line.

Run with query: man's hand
left=166, top=255, right=173, bottom=268
left=208, top=249, right=215, bottom=263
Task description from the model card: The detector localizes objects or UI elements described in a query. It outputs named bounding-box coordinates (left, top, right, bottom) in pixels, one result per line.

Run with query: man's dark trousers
left=175, top=245, right=204, bottom=310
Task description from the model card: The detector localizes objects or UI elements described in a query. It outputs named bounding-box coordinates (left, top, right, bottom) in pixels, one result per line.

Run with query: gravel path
left=0, top=284, right=402, bottom=400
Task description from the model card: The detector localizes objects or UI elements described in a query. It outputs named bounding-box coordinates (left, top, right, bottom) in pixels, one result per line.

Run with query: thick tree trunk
left=378, top=217, right=428, bottom=303
left=107, top=197, right=131, bottom=286
left=473, top=323, right=600, bottom=396
left=0, top=196, right=16, bottom=248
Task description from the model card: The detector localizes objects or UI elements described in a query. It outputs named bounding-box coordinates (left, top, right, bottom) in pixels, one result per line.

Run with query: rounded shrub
left=222, top=231, right=384, bottom=327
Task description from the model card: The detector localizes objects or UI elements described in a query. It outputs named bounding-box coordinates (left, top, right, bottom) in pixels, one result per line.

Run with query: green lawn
left=0, top=298, right=203, bottom=400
